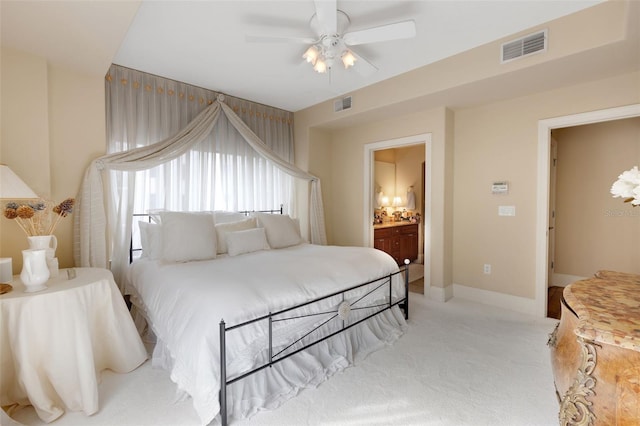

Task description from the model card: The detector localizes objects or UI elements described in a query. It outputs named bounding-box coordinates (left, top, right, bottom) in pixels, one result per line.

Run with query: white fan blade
left=245, top=34, right=316, bottom=44
left=344, top=20, right=416, bottom=46
left=314, top=0, right=337, bottom=34
left=351, top=50, right=378, bottom=77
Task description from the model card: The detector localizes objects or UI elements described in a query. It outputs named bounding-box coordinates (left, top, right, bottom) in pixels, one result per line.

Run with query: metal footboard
left=219, top=260, right=410, bottom=425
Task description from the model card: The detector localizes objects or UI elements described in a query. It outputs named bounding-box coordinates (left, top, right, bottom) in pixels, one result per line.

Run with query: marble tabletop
left=564, top=271, right=640, bottom=352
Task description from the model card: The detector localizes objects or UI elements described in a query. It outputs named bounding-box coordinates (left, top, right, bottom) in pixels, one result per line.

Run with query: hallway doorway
left=536, top=104, right=640, bottom=318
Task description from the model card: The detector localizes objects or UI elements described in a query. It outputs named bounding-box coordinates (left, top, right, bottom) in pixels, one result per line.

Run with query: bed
left=126, top=210, right=409, bottom=425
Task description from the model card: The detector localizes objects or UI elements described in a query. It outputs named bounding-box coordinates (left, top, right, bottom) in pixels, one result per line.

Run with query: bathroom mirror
left=374, top=161, right=395, bottom=208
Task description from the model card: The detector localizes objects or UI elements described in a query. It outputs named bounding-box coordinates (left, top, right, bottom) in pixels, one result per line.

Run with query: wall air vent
left=334, top=96, right=352, bottom=112
left=501, top=29, right=547, bottom=63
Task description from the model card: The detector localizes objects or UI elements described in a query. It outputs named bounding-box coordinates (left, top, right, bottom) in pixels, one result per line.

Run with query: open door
left=548, top=136, right=557, bottom=287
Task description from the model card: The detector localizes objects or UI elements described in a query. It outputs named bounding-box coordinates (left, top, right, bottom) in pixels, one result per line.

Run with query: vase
left=27, top=235, right=58, bottom=277
left=20, top=249, right=50, bottom=292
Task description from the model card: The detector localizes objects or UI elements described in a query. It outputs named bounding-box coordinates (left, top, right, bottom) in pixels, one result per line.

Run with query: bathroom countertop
left=373, top=221, right=417, bottom=229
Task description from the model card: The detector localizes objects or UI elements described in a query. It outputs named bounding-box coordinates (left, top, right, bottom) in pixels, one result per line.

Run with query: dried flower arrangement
left=3, top=198, right=75, bottom=236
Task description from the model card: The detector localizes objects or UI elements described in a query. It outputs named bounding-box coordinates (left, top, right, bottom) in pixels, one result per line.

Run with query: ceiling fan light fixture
left=313, top=58, right=327, bottom=73
left=303, top=46, right=319, bottom=64
left=341, top=50, right=356, bottom=69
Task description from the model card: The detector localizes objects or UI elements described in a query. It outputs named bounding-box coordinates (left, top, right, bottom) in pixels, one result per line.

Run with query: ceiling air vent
left=334, top=96, right=352, bottom=112
left=501, top=29, right=547, bottom=63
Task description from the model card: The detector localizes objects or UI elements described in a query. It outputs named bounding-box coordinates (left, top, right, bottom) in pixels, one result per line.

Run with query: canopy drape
left=74, top=95, right=326, bottom=290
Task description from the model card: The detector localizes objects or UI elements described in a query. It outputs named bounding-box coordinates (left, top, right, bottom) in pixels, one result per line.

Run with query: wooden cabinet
left=373, top=223, right=418, bottom=265
left=548, top=271, right=640, bottom=425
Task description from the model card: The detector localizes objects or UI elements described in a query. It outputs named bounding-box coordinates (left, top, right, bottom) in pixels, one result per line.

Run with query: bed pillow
left=159, top=211, right=217, bottom=262
left=226, top=228, right=270, bottom=257
left=215, top=217, right=257, bottom=254
left=214, top=210, right=248, bottom=224
left=139, top=221, right=163, bottom=260
left=254, top=212, right=302, bottom=249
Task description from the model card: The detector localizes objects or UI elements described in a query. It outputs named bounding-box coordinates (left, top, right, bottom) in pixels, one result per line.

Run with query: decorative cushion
left=226, top=228, right=270, bottom=257
left=215, top=217, right=257, bottom=254
left=254, top=212, right=302, bottom=249
left=159, top=211, right=217, bottom=262
left=138, top=221, right=163, bottom=260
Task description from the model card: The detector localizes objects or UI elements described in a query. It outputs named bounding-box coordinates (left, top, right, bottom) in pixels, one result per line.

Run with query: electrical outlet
left=483, top=264, right=491, bottom=274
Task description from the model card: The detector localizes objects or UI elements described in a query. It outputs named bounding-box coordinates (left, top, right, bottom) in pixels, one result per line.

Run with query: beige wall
left=453, top=72, right=639, bottom=300
left=0, top=47, right=106, bottom=274
left=295, top=71, right=639, bottom=301
left=305, top=107, right=453, bottom=290
left=553, top=118, right=640, bottom=277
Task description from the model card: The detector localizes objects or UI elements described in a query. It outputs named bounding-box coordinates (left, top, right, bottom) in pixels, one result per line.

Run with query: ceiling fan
left=247, top=0, right=416, bottom=76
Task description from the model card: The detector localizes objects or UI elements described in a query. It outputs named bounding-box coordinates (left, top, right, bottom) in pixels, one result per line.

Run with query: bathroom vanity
left=373, top=222, right=418, bottom=265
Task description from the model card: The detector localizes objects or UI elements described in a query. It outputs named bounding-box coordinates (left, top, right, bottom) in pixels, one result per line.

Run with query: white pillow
left=226, top=228, right=270, bottom=257
left=254, top=213, right=302, bottom=249
left=159, top=211, right=217, bottom=262
left=214, top=210, right=249, bottom=224
left=139, top=221, right=163, bottom=260
left=215, top=217, right=257, bottom=254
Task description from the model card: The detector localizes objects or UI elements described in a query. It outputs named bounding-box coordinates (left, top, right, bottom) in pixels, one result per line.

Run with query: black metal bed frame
left=218, top=261, right=409, bottom=426
left=128, top=206, right=410, bottom=426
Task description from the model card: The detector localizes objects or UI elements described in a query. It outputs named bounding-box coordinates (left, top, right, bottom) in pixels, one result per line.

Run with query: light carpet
left=8, top=296, right=560, bottom=426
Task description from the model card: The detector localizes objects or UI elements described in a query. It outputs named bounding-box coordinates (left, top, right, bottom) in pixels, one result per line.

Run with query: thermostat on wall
left=492, top=181, right=509, bottom=194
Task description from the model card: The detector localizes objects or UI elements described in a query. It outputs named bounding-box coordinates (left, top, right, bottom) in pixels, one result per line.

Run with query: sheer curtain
left=105, top=65, right=294, bottom=215
left=79, top=65, right=309, bottom=289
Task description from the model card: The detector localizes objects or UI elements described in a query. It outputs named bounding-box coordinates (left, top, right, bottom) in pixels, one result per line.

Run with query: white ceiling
left=112, top=0, right=603, bottom=112
left=0, top=1, right=604, bottom=113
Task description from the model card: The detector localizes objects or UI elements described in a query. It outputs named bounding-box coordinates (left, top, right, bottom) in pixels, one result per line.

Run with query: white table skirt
left=0, top=267, right=148, bottom=423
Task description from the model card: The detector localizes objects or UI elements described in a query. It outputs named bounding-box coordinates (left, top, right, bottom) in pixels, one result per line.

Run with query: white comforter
left=128, top=243, right=406, bottom=424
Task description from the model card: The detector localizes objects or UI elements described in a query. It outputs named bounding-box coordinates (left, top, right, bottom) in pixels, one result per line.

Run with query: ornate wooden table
left=548, top=271, right=640, bottom=425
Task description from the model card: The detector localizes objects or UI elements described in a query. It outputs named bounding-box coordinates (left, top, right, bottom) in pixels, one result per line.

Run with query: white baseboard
left=551, top=273, right=588, bottom=287
left=452, top=283, right=537, bottom=316
left=427, top=284, right=453, bottom=302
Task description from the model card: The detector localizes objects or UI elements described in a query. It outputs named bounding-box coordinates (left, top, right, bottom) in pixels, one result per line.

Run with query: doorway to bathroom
left=364, top=133, right=431, bottom=296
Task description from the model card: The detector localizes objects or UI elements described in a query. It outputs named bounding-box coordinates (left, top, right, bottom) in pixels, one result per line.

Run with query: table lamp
left=0, top=164, right=39, bottom=294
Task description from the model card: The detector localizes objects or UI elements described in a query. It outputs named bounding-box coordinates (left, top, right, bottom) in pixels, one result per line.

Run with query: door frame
left=535, top=104, right=640, bottom=317
left=364, top=133, right=432, bottom=294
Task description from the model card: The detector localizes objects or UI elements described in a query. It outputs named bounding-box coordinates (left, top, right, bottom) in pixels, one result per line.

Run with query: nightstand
left=0, top=267, right=148, bottom=423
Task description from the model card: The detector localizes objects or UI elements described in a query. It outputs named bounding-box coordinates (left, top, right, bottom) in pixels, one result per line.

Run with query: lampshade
left=302, top=46, right=319, bottom=64
left=392, top=196, right=403, bottom=207
left=313, top=59, right=327, bottom=73
left=341, top=50, right=356, bottom=69
left=0, top=165, right=38, bottom=200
